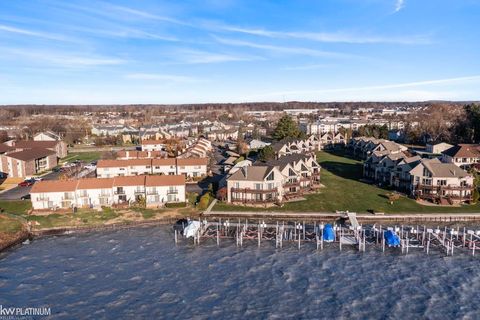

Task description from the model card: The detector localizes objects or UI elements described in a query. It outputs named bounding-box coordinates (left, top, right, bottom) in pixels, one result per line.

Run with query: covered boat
left=384, top=230, right=401, bottom=247
left=183, top=221, right=201, bottom=238
left=323, top=224, right=335, bottom=242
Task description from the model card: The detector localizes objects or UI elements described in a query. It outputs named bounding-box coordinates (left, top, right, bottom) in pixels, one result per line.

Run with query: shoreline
left=0, top=216, right=186, bottom=255
left=3, top=210, right=480, bottom=255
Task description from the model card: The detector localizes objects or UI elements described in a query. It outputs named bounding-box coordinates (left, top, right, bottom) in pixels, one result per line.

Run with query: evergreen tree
left=273, top=115, right=301, bottom=140
left=258, top=145, right=275, bottom=162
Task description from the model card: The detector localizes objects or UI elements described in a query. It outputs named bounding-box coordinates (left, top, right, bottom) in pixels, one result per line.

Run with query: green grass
left=131, top=207, right=158, bottom=219
left=0, top=214, right=24, bottom=233
left=213, top=151, right=480, bottom=214
left=61, top=152, right=101, bottom=163
left=0, top=200, right=32, bottom=216
left=26, top=207, right=122, bottom=229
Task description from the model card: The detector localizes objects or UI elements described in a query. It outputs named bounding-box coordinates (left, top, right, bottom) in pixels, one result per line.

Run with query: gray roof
left=423, top=159, right=469, bottom=178
left=259, top=153, right=317, bottom=171
left=228, top=165, right=274, bottom=181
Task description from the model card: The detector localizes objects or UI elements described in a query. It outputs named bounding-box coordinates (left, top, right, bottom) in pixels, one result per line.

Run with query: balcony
left=231, top=187, right=278, bottom=194
left=230, top=197, right=276, bottom=204
left=147, top=190, right=158, bottom=195
left=134, top=189, right=145, bottom=195
left=167, top=189, right=178, bottom=195
left=415, top=184, right=473, bottom=191
left=114, top=190, right=126, bottom=195
left=284, top=181, right=300, bottom=188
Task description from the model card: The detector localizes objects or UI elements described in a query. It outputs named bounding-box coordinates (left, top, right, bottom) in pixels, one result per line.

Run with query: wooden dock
left=175, top=217, right=480, bottom=257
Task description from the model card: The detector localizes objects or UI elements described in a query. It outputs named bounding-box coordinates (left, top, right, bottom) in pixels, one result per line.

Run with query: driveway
left=0, top=171, right=61, bottom=201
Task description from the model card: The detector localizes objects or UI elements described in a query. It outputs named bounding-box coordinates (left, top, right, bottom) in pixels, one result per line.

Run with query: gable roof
left=113, top=175, right=146, bottom=186
left=31, top=180, right=78, bottom=193
left=77, top=178, right=114, bottom=190
left=6, top=148, right=56, bottom=161
left=13, top=140, right=59, bottom=149
left=442, top=144, right=480, bottom=158
left=145, top=175, right=185, bottom=186
left=228, top=165, right=275, bottom=181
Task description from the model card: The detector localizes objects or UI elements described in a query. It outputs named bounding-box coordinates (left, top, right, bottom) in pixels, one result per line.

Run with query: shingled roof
left=228, top=165, right=275, bottom=181
left=442, top=144, right=480, bottom=158
left=6, top=148, right=56, bottom=161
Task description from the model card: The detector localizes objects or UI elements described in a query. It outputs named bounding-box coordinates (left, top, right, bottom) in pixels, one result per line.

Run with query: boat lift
left=174, top=218, right=480, bottom=257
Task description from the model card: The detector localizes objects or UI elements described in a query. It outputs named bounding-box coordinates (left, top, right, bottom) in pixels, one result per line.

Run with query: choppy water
left=1, top=226, right=480, bottom=319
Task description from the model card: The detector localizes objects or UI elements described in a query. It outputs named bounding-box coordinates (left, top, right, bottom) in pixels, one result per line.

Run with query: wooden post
left=216, top=225, right=220, bottom=246
left=339, top=228, right=342, bottom=251
left=298, top=228, right=301, bottom=250
left=382, top=231, right=385, bottom=252
left=473, top=242, right=476, bottom=256
left=321, top=227, right=324, bottom=250
left=174, top=229, right=178, bottom=244
left=303, top=221, right=306, bottom=240
left=426, top=239, right=430, bottom=255
left=258, top=224, right=261, bottom=248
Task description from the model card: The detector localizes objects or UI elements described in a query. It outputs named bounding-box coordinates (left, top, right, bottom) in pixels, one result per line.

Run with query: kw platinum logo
left=0, top=305, right=51, bottom=319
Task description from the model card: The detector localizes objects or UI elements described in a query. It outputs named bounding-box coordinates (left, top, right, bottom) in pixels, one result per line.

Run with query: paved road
left=0, top=171, right=61, bottom=201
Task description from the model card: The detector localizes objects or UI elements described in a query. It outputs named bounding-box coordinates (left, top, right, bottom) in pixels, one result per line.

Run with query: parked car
left=20, top=194, right=31, bottom=200
left=18, top=179, right=35, bottom=187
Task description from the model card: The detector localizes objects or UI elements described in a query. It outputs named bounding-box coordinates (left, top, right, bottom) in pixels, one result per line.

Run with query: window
left=437, top=180, right=447, bottom=186
left=266, top=172, right=274, bottom=181
left=254, top=183, right=262, bottom=190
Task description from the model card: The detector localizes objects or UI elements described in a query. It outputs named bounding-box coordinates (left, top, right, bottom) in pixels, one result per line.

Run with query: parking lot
left=0, top=171, right=62, bottom=201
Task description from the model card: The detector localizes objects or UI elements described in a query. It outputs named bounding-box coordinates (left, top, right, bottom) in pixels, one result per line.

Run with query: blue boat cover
left=323, top=224, right=335, bottom=242
left=384, top=230, right=400, bottom=246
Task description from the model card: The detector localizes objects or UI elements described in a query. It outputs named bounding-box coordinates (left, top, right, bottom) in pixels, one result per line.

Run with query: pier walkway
left=176, top=217, right=480, bottom=257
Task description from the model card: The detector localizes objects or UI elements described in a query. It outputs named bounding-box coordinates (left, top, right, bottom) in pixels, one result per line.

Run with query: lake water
left=1, top=226, right=480, bottom=319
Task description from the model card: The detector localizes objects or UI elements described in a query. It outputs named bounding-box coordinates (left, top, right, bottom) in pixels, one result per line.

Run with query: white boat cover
left=184, top=221, right=201, bottom=238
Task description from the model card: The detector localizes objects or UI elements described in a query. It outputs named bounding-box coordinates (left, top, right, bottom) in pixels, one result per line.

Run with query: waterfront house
left=30, top=175, right=186, bottom=210
left=96, top=158, right=208, bottom=179
left=227, top=166, right=285, bottom=205
left=441, top=144, right=480, bottom=170
left=409, top=158, right=473, bottom=204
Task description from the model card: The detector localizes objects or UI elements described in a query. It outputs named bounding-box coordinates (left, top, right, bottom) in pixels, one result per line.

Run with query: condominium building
left=30, top=175, right=186, bottom=210
left=96, top=158, right=208, bottom=179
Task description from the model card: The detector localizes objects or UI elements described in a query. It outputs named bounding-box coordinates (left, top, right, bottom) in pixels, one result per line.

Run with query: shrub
left=197, top=193, right=211, bottom=210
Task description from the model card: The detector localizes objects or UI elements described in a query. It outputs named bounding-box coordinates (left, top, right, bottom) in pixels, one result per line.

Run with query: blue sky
left=0, top=0, right=479, bottom=104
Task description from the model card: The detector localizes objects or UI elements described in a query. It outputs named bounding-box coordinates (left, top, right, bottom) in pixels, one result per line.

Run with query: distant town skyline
left=0, top=0, right=479, bottom=104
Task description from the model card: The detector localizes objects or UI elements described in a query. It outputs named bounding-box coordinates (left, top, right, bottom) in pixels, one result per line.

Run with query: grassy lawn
left=26, top=208, right=123, bottom=229
left=0, top=214, right=24, bottom=234
left=213, top=151, right=480, bottom=214
left=61, top=152, right=102, bottom=164
left=0, top=200, right=32, bottom=216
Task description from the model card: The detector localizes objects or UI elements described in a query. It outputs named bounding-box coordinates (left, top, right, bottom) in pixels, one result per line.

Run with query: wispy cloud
left=0, top=24, right=72, bottom=42
left=58, top=2, right=192, bottom=27
left=171, top=49, right=259, bottom=64
left=395, top=0, right=406, bottom=13
left=282, top=64, right=331, bottom=71
left=0, top=47, right=127, bottom=67
left=70, top=25, right=178, bottom=42
left=251, top=75, right=480, bottom=98
left=213, top=36, right=357, bottom=58
left=124, top=73, right=200, bottom=82
left=220, top=25, right=430, bottom=45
